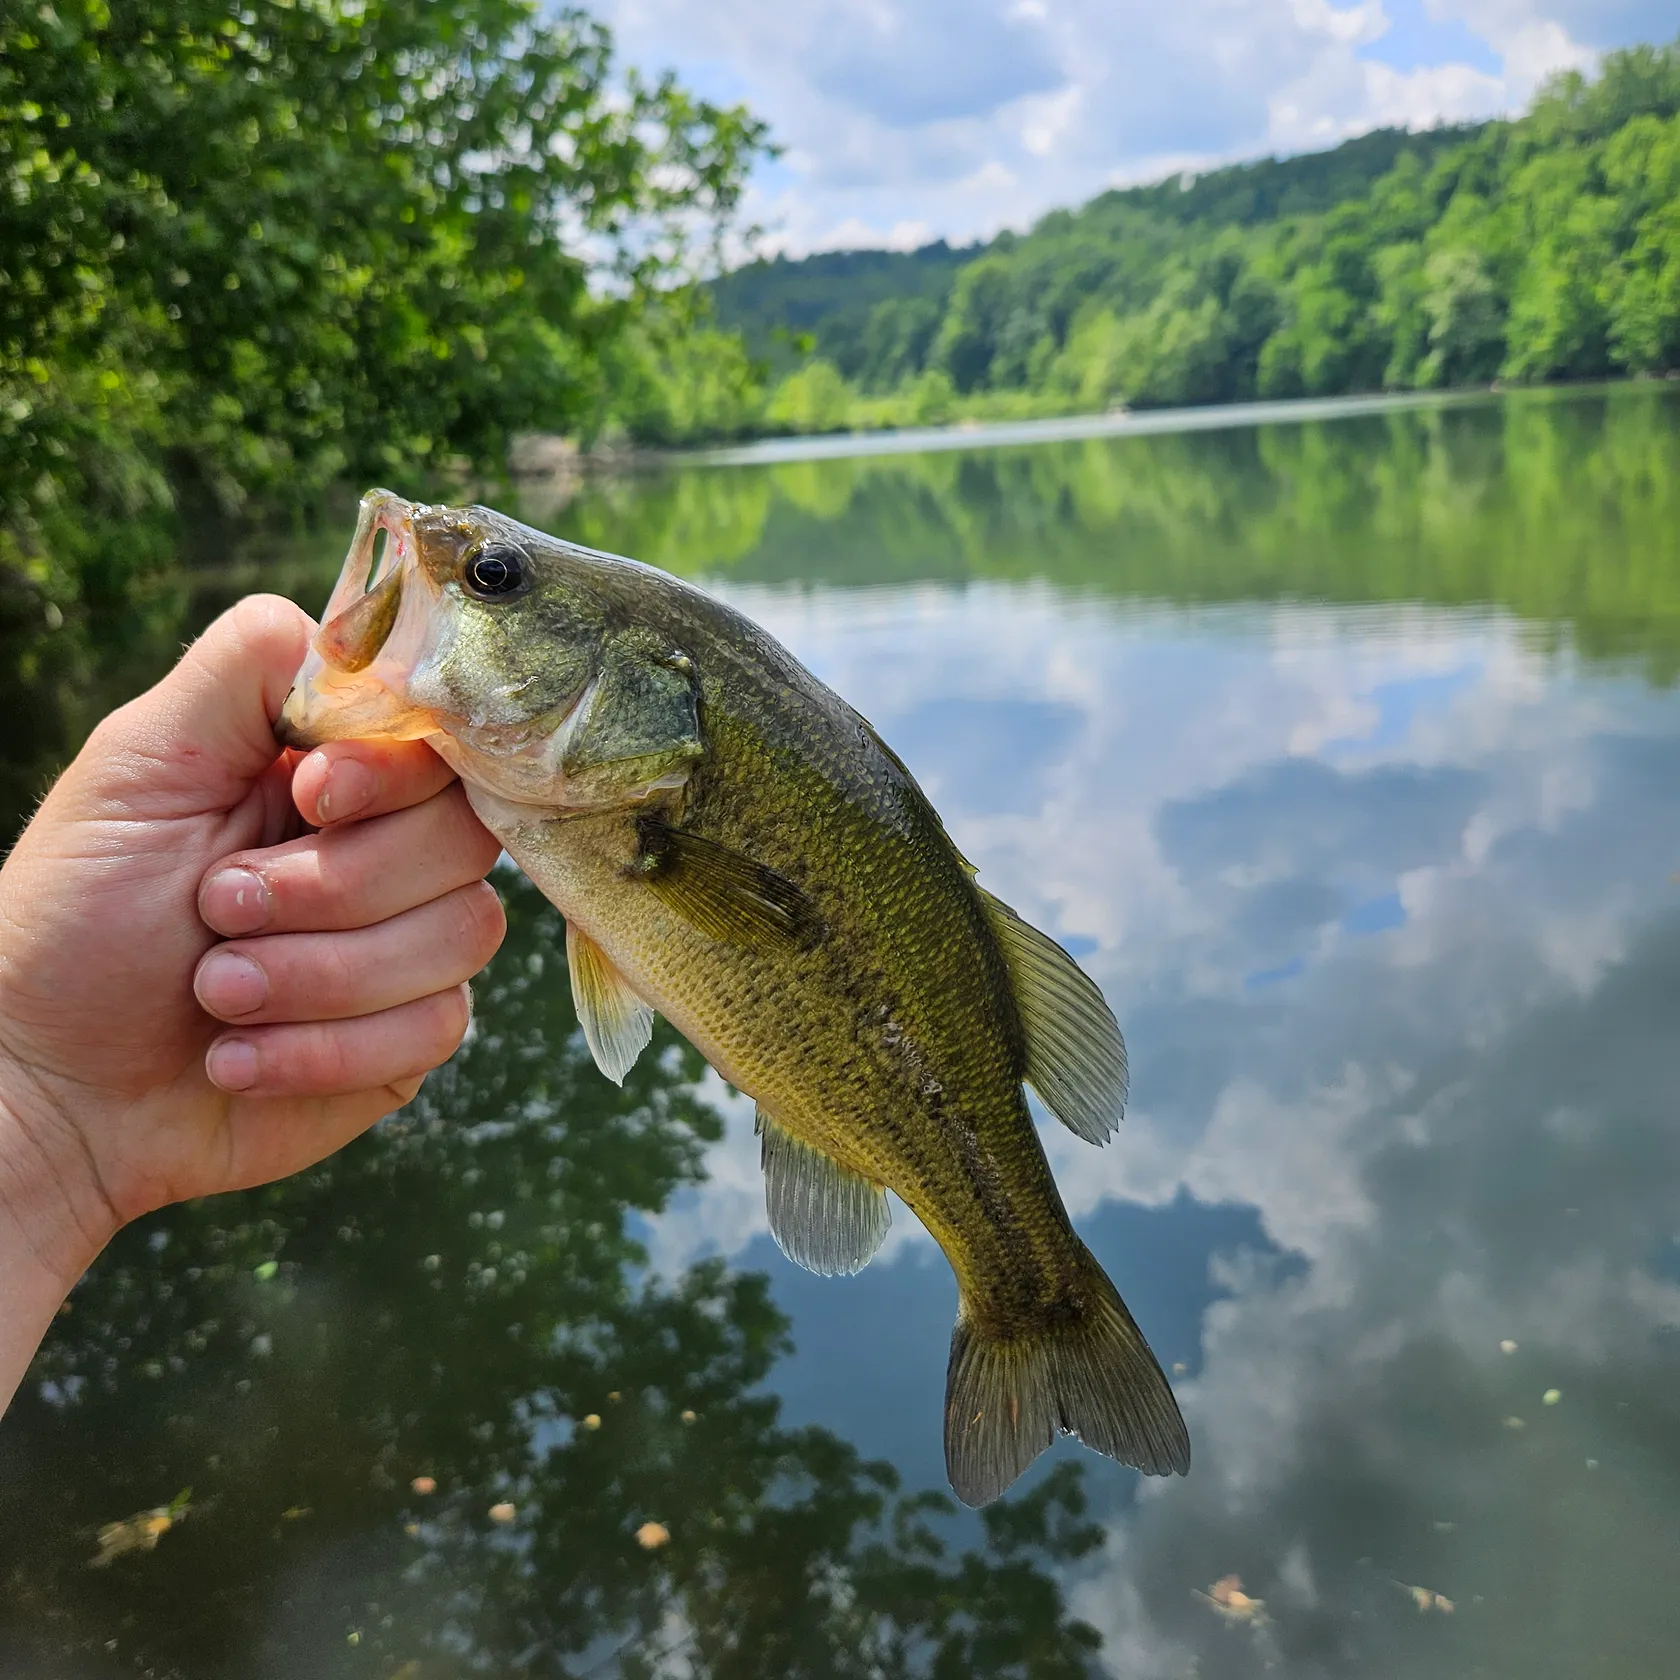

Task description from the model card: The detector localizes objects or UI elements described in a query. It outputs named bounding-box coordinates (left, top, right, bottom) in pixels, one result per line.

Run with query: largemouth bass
left=279, top=489, right=1190, bottom=1504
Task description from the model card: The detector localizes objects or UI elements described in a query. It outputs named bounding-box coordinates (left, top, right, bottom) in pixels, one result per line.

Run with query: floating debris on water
left=1398, top=1581, right=1455, bottom=1613
left=680, top=1409, right=697, bottom=1424
left=1197, top=1575, right=1268, bottom=1626
left=1503, top=1416, right=1526, bottom=1431
left=488, top=1502, right=517, bottom=1524
left=581, top=1414, right=601, bottom=1431
left=411, top=1476, right=436, bottom=1495
left=89, top=1489, right=192, bottom=1568
left=635, top=1521, right=671, bottom=1550
left=280, top=1506, right=311, bottom=1521
left=1499, top=1340, right=1518, bottom=1354
left=1543, top=1388, right=1562, bottom=1406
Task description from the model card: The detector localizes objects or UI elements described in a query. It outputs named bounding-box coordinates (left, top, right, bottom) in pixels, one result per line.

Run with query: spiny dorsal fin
left=757, top=1108, right=890, bottom=1277
left=633, top=816, right=824, bottom=950
left=978, top=888, right=1128, bottom=1145
left=565, top=921, right=654, bottom=1084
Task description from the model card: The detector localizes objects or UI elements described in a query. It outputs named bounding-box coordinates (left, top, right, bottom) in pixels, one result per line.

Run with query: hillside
left=616, top=40, right=1680, bottom=445
left=711, top=124, right=1480, bottom=379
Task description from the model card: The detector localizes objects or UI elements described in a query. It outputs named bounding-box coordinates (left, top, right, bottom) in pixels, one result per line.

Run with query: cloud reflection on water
left=639, top=577, right=1680, bottom=1673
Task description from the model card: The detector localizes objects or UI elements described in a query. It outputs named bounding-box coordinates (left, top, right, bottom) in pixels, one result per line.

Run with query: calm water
left=3, top=386, right=1679, bottom=1677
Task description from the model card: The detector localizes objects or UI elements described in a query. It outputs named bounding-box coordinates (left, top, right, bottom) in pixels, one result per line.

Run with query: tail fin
left=944, top=1246, right=1190, bottom=1507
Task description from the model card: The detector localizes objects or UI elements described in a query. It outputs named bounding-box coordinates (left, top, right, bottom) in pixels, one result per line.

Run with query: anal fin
left=757, top=1108, right=890, bottom=1277
left=565, top=922, right=654, bottom=1085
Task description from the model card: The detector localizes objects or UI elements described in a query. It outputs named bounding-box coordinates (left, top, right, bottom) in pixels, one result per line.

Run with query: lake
left=3, top=384, right=1679, bottom=1677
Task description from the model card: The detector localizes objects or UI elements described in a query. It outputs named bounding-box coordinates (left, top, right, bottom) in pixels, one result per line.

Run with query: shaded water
left=3, top=385, right=1679, bottom=1677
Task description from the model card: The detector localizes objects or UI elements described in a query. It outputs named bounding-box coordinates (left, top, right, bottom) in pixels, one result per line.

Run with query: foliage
left=712, top=242, right=977, bottom=378
left=0, top=0, right=766, bottom=597
left=697, top=40, right=1680, bottom=441
left=561, top=383, right=1680, bottom=682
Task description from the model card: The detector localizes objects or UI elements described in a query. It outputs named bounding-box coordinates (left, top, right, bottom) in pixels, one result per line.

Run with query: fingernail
left=195, top=950, right=268, bottom=1018
left=316, top=756, right=377, bottom=823
left=201, top=868, right=270, bottom=935
left=207, top=1038, right=259, bottom=1092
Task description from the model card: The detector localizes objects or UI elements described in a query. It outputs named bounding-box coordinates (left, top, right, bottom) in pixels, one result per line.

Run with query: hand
left=0, top=595, right=505, bottom=1410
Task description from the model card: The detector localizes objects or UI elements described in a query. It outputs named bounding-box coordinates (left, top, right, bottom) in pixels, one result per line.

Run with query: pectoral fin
left=565, top=921, right=654, bottom=1084
left=758, top=1109, right=890, bottom=1276
left=633, top=816, right=824, bottom=950
left=979, top=889, right=1128, bottom=1145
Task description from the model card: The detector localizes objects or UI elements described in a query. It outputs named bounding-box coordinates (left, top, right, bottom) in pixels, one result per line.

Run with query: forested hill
left=711, top=124, right=1478, bottom=373
left=645, top=41, right=1680, bottom=444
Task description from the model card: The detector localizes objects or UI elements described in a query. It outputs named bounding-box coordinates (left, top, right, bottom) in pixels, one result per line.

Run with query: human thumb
left=65, top=595, right=315, bottom=817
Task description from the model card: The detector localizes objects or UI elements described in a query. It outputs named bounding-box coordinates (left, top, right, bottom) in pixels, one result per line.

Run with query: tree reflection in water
left=0, top=876, right=1106, bottom=1679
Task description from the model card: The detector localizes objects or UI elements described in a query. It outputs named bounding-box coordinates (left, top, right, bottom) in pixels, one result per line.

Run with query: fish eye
left=462, top=542, right=530, bottom=601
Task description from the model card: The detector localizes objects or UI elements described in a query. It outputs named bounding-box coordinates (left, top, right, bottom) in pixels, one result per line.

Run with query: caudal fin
left=944, top=1247, right=1190, bottom=1507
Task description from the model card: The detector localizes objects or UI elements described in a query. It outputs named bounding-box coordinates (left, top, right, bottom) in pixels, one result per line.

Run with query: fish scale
left=278, top=488, right=1190, bottom=1504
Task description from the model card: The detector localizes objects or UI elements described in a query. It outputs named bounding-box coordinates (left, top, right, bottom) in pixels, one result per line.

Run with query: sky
left=596, top=0, right=1677, bottom=256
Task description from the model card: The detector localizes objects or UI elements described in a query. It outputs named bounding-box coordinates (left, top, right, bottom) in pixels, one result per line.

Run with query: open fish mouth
left=277, top=489, right=438, bottom=749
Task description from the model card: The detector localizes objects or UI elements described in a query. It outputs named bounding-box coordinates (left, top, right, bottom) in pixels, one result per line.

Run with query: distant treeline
left=566, top=382, right=1680, bottom=679
left=618, top=40, right=1680, bottom=445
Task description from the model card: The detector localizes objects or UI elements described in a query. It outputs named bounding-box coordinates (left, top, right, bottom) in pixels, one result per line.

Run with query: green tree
left=766, top=358, right=855, bottom=434
left=0, top=0, right=766, bottom=589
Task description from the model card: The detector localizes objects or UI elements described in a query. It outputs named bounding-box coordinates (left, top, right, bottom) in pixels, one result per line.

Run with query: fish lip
left=276, top=489, right=425, bottom=748
left=321, top=489, right=416, bottom=632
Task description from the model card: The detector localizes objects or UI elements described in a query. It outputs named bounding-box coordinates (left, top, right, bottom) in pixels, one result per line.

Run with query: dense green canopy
left=689, top=40, right=1680, bottom=442
left=0, top=0, right=765, bottom=594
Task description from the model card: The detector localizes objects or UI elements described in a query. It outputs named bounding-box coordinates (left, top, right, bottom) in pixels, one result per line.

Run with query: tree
left=0, top=0, right=767, bottom=589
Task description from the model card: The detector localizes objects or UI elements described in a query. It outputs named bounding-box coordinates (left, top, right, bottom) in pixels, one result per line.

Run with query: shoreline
left=520, top=377, right=1675, bottom=485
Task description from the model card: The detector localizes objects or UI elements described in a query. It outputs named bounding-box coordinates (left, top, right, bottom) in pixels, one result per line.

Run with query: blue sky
left=597, top=0, right=1675, bottom=254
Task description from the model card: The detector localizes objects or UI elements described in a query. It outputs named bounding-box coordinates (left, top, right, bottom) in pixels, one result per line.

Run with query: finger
left=194, top=882, right=504, bottom=1025
left=291, top=738, right=456, bottom=828
left=198, top=781, right=501, bottom=937
left=74, top=596, right=314, bottom=817
left=204, top=984, right=473, bottom=1097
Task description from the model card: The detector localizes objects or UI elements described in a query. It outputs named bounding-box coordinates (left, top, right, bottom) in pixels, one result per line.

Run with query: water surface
left=3, top=385, right=1678, bottom=1677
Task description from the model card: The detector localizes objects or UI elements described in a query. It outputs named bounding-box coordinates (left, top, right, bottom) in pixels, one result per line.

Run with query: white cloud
left=594, top=0, right=1653, bottom=254
left=638, top=576, right=1680, bottom=1292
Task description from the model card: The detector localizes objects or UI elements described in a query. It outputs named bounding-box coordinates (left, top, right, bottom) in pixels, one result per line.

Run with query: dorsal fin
left=565, top=921, right=654, bottom=1084
left=633, top=817, right=825, bottom=951
left=757, top=1108, right=890, bottom=1276
left=978, top=889, right=1128, bottom=1145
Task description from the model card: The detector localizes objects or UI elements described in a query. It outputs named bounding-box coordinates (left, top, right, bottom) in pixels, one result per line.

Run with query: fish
left=278, top=488, right=1190, bottom=1505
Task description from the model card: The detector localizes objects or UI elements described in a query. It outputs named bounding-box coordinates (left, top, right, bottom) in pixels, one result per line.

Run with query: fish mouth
left=277, top=489, right=438, bottom=750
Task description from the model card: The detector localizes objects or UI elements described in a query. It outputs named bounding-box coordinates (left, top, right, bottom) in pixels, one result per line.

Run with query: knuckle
left=268, top=1014, right=351, bottom=1095
left=305, top=831, right=369, bottom=926
left=299, top=1022, right=354, bottom=1091
left=428, top=984, right=473, bottom=1061
left=452, top=881, right=506, bottom=959
left=312, top=936, right=361, bottom=1016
